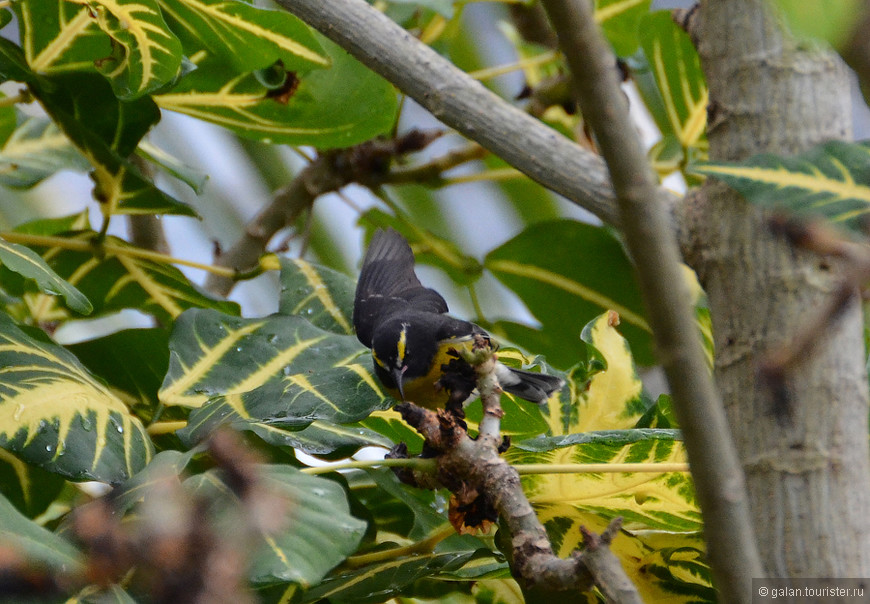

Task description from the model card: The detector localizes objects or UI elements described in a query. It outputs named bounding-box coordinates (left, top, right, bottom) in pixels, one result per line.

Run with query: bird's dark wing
left=353, top=228, right=448, bottom=347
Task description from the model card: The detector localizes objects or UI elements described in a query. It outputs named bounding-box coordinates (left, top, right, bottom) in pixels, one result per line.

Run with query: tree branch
left=272, top=0, right=650, bottom=230
left=394, top=341, right=642, bottom=602
left=535, top=0, right=763, bottom=599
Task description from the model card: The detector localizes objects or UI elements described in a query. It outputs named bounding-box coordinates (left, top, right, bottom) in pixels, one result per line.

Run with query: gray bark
left=691, top=0, right=870, bottom=579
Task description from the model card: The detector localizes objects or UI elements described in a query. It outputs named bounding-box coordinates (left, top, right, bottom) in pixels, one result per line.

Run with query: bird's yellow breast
left=387, top=334, right=479, bottom=409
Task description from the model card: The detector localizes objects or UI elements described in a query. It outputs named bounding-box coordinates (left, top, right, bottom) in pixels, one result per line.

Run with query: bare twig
left=536, top=0, right=763, bottom=599
left=204, top=131, right=476, bottom=296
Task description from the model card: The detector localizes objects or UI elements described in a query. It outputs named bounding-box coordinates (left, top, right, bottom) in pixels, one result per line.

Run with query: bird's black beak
left=392, top=366, right=407, bottom=401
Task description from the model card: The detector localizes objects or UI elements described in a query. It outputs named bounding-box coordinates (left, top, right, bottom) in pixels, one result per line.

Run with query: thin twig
left=536, top=0, right=763, bottom=598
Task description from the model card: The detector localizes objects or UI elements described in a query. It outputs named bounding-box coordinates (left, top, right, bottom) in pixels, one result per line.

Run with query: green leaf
left=112, top=448, right=196, bottom=513
left=157, top=0, right=328, bottom=72
left=66, top=328, right=170, bottom=414
left=0, top=491, right=83, bottom=574
left=14, top=0, right=110, bottom=74
left=154, top=36, right=398, bottom=147
left=160, top=308, right=387, bottom=413
left=0, top=237, right=92, bottom=314
left=0, top=448, right=66, bottom=517
left=184, top=465, right=366, bottom=587
left=596, top=0, right=652, bottom=57
left=78, top=0, right=184, bottom=98
left=0, top=117, right=90, bottom=188
left=0, top=44, right=194, bottom=216
left=9, top=232, right=238, bottom=325
left=485, top=220, right=653, bottom=368
left=0, top=314, right=153, bottom=483
left=278, top=257, right=355, bottom=335
left=774, top=0, right=864, bottom=48
left=385, top=0, right=455, bottom=18
left=690, top=140, right=870, bottom=234
left=638, top=11, right=707, bottom=163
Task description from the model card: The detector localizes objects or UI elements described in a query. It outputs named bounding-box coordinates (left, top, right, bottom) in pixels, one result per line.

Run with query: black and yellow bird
left=353, top=228, right=564, bottom=410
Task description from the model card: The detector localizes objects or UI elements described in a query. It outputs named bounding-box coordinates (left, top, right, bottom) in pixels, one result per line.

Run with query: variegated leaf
left=69, top=0, right=183, bottom=99
left=278, top=257, right=355, bottom=335
left=0, top=117, right=89, bottom=188
left=160, top=308, right=387, bottom=412
left=596, top=0, right=651, bottom=57
left=507, top=313, right=709, bottom=601
left=691, top=140, right=870, bottom=234
left=154, top=37, right=398, bottom=147
left=0, top=314, right=153, bottom=483
left=15, top=0, right=110, bottom=74
left=0, top=237, right=92, bottom=314
left=638, top=10, right=707, bottom=169
left=157, top=0, right=327, bottom=72
left=9, top=232, right=237, bottom=325
left=486, top=220, right=653, bottom=368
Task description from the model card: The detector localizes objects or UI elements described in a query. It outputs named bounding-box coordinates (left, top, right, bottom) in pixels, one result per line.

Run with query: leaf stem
left=343, top=523, right=456, bottom=568
left=467, top=50, right=560, bottom=81
left=146, top=420, right=188, bottom=436
left=443, top=167, right=523, bottom=185
left=0, top=232, right=237, bottom=277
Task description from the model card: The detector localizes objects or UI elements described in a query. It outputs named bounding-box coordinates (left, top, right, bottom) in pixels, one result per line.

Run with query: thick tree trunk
left=690, top=0, right=870, bottom=578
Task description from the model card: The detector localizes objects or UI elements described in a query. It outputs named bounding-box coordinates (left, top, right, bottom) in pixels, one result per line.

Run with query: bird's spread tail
left=495, top=364, right=564, bottom=405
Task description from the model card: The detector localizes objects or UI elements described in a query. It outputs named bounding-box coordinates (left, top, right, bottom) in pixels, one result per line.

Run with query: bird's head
left=370, top=317, right=436, bottom=401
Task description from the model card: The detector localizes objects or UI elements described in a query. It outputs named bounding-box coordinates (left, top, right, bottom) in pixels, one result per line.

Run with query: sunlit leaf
left=69, top=0, right=183, bottom=98
left=157, top=0, right=328, bottom=72
left=154, top=37, right=398, bottom=147
left=691, top=139, right=870, bottom=235
left=0, top=314, right=153, bottom=482
left=0, top=237, right=92, bottom=314
left=136, top=139, right=208, bottom=193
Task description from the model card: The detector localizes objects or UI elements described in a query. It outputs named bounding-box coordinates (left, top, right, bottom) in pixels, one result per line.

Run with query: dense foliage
left=0, top=0, right=866, bottom=601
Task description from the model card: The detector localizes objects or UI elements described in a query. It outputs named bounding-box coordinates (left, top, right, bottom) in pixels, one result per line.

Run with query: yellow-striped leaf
left=0, top=117, right=89, bottom=188
left=638, top=10, right=707, bottom=170
left=157, top=0, right=327, bottom=72
left=278, top=257, right=354, bottom=335
left=596, top=0, right=651, bottom=57
left=9, top=232, right=237, bottom=325
left=0, top=237, right=92, bottom=315
left=485, top=220, right=653, bottom=368
left=154, top=37, right=398, bottom=147
left=69, top=0, right=183, bottom=99
left=508, top=313, right=711, bottom=602
left=162, top=309, right=390, bottom=450
left=0, top=448, right=66, bottom=517
left=0, top=314, right=153, bottom=483
left=15, top=0, right=110, bottom=75
left=691, top=140, right=870, bottom=233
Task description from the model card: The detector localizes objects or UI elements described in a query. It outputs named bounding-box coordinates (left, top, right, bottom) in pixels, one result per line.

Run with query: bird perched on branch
left=353, top=228, right=564, bottom=411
